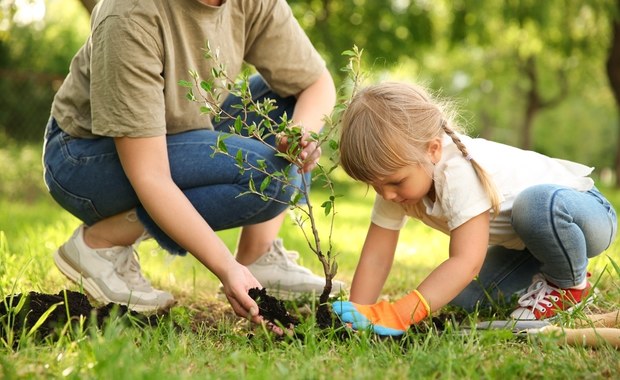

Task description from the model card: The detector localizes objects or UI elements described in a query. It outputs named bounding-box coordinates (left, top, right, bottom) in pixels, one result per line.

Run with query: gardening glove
left=332, top=290, right=431, bottom=336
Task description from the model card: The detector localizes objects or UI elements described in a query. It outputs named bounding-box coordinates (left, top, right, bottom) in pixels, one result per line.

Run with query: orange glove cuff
left=394, top=289, right=431, bottom=325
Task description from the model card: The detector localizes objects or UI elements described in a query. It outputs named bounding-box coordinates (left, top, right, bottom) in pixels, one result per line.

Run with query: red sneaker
left=510, top=273, right=594, bottom=320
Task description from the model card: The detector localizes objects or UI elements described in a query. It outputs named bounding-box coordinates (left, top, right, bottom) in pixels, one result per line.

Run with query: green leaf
left=330, top=261, right=339, bottom=277
left=200, top=80, right=212, bottom=93
left=235, top=149, right=243, bottom=165
left=321, top=200, right=332, bottom=216
left=259, top=177, right=271, bottom=192
left=257, top=159, right=266, bottom=171
left=178, top=80, right=193, bottom=88
left=234, top=117, right=243, bottom=134
left=217, top=137, right=228, bottom=154
left=291, top=191, right=303, bottom=205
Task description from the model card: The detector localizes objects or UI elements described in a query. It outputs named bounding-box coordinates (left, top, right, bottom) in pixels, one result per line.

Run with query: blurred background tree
left=1, top=0, right=619, bottom=185
left=0, top=0, right=89, bottom=141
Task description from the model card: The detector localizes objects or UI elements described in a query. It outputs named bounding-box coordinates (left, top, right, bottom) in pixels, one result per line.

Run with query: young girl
left=332, top=82, right=617, bottom=336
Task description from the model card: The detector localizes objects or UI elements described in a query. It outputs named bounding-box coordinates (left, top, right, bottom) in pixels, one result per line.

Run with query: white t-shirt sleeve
left=437, top=158, right=493, bottom=230
left=370, top=195, right=408, bottom=230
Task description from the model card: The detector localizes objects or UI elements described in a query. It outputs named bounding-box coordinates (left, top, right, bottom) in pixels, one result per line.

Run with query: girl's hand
left=220, top=263, right=264, bottom=324
left=333, top=290, right=430, bottom=337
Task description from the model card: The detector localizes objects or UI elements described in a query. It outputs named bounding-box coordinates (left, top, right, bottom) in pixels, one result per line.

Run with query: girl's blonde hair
left=339, top=82, right=501, bottom=215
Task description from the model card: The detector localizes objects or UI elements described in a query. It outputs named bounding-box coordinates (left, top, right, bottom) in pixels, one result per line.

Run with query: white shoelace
left=516, top=274, right=560, bottom=312
left=110, top=248, right=152, bottom=291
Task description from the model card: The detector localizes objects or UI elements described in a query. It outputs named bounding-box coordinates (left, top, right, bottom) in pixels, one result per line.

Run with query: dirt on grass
left=0, top=288, right=455, bottom=344
left=0, top=287, right=347, bottom=344
left=0, top=290, right=162, bottom=344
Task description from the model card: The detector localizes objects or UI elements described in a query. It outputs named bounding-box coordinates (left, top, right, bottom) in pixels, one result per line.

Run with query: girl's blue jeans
left=451, top=184, right=618, bottom=312
left=43, top=75, right=302, bottom=255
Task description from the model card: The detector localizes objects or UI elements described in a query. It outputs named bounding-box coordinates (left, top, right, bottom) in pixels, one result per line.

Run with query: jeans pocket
left=44, top=167, right=103, bottom=225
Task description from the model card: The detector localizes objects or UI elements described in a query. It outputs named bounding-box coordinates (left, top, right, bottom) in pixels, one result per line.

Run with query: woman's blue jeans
left=43, top=75, right=301, bottom=255
left=450, top=184, right=617, bottom=312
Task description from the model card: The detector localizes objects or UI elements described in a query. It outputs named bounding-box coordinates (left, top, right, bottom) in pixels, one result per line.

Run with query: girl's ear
left=427, top=138, right=442, bottom=164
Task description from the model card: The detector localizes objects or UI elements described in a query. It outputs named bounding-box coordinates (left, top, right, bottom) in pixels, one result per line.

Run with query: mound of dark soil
left=248, top=287, right=350, bottom=339
left=0, top=290, right=161, bottom=344
left=248, top=287, right=300, bottom=327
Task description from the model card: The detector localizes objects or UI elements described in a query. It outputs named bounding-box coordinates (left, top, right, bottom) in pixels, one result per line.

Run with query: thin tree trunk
left=607, top=0, right=620, bottom=187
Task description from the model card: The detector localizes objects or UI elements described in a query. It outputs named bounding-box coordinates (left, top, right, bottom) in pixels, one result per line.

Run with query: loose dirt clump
left=248, top=287, right=300, bottom=327
left=0, top=290, right=162, bottom=344
left=248, top=287, right=350, bottom=339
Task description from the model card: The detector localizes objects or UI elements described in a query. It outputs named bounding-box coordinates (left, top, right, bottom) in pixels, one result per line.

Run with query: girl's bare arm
left=349, top=222, right=400, bottom=304
left=416, top=211, right=490, bottom=311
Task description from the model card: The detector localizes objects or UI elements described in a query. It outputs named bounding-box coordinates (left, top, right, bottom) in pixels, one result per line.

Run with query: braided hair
left=440, top=120, right=501, bottom=215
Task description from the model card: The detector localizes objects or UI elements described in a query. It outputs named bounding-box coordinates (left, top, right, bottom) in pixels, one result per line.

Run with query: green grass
left=1, top=143, right=619, bottom=379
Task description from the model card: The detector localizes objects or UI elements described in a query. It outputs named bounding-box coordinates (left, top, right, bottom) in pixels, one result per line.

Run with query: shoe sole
left=54, top=249, right=173, bottom=313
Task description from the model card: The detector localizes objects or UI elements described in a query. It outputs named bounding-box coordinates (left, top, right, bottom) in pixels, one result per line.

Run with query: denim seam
left=548, top=188, right=576, bottom=284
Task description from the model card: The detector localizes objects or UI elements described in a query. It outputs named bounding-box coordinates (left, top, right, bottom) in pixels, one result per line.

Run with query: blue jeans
left=450, top=184, right=618, bottom=312
left=43, top=75, right=301, bottom=255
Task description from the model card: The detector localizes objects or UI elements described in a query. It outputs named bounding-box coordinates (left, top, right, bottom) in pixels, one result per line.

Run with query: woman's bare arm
left=114, top=135, right=263, bottom=322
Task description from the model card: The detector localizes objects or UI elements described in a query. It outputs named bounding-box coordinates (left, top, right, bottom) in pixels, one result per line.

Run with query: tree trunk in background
left=520, top=56, right=567, bottom=150
left=522, top=57, right=540, bottom=150
left=78, top=0, right=97, bottom=14
left=608, top=1, right=620, bottom=187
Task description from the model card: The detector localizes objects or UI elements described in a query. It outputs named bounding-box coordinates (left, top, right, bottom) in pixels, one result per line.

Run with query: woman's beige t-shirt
left=51, top=0, right=326, bottom=138
left=371, top=134, right=595, bottom=250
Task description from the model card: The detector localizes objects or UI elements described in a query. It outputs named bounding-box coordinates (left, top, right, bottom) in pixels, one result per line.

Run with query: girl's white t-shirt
left=371, top=134, right=595, bottom=250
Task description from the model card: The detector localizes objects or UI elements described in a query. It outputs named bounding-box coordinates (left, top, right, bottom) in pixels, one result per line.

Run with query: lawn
left=1, top=142, right=619, bottom=379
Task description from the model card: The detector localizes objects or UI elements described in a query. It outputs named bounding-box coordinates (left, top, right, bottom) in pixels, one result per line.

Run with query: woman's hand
left=276, top=130, right=322, bottom=173
left=298, top=135, right=321, bottom=173
left=279, top=68, right=336, bottom=174
left=219, top=263, right=264, bottom=324
left=220, top=264, right=289, bottom=335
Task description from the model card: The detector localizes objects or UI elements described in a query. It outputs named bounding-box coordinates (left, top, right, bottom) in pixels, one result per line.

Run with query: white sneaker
left=54, top=225, right=175, bottom=312
left=246, top=238, right=347, bottom=299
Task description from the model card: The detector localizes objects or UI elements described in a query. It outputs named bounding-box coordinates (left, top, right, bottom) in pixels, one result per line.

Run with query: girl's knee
left=512, top=185, right=567, bottom=233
